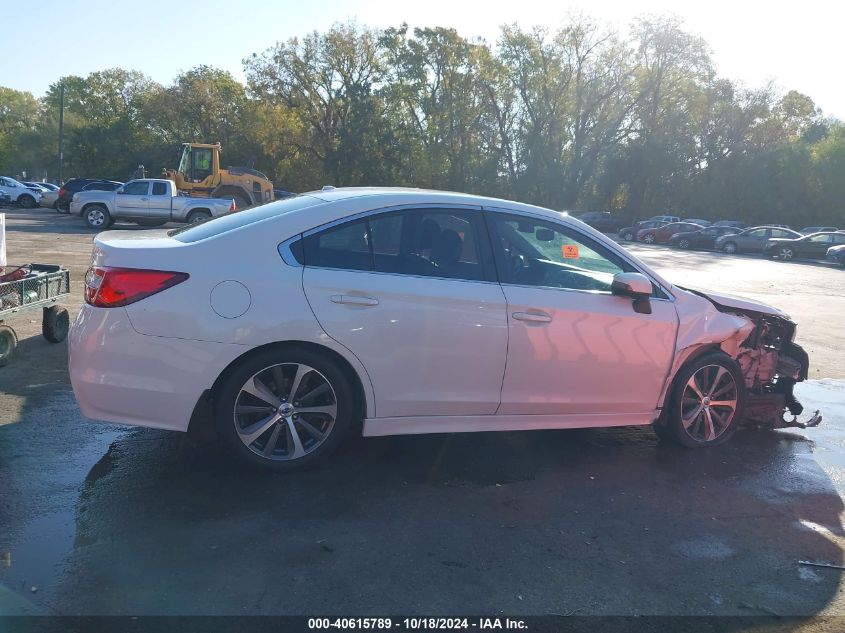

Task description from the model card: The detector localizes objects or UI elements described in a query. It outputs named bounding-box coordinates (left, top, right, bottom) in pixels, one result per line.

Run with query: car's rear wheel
left=661, top=352, right=746, bottom=448
left=678, top=238, right=691, bottom=249
left=778, top=247, right=794, bottom=260
left=84, top=205, right=111, bottom=229
left=214, top=348, right=354, bottom=471
left=643, top=233, right=656, bottom=244
left=722, top=242, right=738, bottom=254
left=187, top=210, right=212, bottom=224
left=621, top=230, right=634, bottom=241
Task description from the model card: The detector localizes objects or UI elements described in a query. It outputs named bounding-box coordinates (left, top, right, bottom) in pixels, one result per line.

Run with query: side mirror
left=611, top=272, right=653, bottom=315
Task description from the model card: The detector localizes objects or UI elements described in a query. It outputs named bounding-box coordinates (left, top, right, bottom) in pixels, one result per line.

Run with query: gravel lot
left=1, top=207, right=844, bottom=619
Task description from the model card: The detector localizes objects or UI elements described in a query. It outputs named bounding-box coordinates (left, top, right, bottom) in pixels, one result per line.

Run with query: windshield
left=177, top=145, right=191, bottom=175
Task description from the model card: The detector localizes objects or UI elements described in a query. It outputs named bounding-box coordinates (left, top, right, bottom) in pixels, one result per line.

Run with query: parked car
left=668, top=226, right=742, bottom=250
left=800, top=226, right=838, bottom=234
left=617, top=220, right=667, bottom=241
left=68, top=187, right=818, bottom=471
left=636, top=221, right=704, bottom=244
left=648, top=215, right=680, bottom=224
left=70, top=178, right=235, bottom=229
left=714, top=226, right=801, bottom=254
left=682, top=218, right=712, bottom=227
left=22, top=182, right=59, bottom=208
left=57, top=179, right=123, bottom=212
left=573, top=211, right=619, bottom=233
left=36, top=182, right=60, bottom=192
left=713, top=220, right=747, bottom=229
left=826, top=245, right=845, bottom=267
left=764, top=231, right=845, bottom=261
left=0, top=176, right=41, bottom=208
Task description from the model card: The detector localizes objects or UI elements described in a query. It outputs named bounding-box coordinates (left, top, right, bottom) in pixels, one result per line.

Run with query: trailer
left=0, top=264, right=71, bottom=366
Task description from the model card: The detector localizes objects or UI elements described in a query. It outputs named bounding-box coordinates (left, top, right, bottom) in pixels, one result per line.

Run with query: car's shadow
left=55, top=421, right=845, bottom=616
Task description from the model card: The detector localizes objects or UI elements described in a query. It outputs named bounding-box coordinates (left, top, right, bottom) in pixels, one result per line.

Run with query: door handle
left=512, top=311, right=552, bottom=323
left=330, top=294, right=379, bottom=307
left=141, top=197, right=149, bottom=201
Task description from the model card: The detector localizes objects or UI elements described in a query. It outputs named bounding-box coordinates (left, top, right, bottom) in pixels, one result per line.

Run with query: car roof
left=302, top=187, right=569, bottom=222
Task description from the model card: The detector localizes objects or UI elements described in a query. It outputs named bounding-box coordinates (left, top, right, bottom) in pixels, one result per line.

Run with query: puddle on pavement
left=0, top=425, right=126, bottom=611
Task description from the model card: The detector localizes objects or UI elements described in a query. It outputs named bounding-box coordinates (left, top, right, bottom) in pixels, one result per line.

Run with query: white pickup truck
left=70, top=178, right=235, bottom=229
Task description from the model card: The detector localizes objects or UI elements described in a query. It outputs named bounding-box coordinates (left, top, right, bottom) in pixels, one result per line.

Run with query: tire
left=663, top=352, right=746, bottom=448
left=42, top=306, right=70, bottom=343
left=678, top=238, right=691, bottom=249
left=84, top=205, right=111, bottom=230
left=621, top=231, right=634, bottom=241
left=18, top=194, right=36, bottom=209
left=0, top=325, right=18, bottom=367
left=187, top=209, right=212, bottom=224
left=722, top=242, right=738, bottom=254
left=778, top=247, right=794, bottom=261
left=53, top=200, right=61, bottom=211
left=642, top=233, right=656, bottom=244
left=213, top=347, right=355, bottom=471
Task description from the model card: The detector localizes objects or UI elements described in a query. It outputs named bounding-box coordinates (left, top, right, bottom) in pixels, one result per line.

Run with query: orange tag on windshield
left=562, top=244, right=579, bottom=259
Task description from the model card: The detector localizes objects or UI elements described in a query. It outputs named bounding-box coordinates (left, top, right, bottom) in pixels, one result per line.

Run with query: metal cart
left=0, top=264, right=71, bottom=366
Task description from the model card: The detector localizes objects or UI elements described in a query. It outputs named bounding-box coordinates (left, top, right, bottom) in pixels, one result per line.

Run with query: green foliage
left=0, top=16, right=842, bottom=227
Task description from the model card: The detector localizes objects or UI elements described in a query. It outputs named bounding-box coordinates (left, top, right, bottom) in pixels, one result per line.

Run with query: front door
left=486, top=212, right=678, bottom=416
left=115, top=181, right=150, bottom=215
left=301, top=206, right=508, bottom=418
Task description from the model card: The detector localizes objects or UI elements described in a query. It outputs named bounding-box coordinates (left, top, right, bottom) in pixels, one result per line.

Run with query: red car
left=636, top=221, right=704, bottom=244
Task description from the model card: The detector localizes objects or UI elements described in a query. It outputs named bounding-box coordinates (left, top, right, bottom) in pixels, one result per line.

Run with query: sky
left=2, top=0, right=842, bottom=119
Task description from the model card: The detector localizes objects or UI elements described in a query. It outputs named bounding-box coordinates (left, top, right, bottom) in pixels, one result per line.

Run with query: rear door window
left=299, top=208, right=491, bottom=282
left=152, top=182, right=169, bottom=196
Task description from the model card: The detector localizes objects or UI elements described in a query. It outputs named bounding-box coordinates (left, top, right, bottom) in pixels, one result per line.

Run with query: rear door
left=486, top=211, right=678, bottom=417
left=300, top=206, right=508, bottom=419
left=147, top=181, right=172, bottom=219
left=115, top=181, right=150, bottom=215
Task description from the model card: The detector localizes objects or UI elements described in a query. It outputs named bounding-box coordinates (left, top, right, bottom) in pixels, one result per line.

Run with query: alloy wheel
left=644, top=234, right=655, bottom=244
left=87, top=209, right=105, bottom=227
left=679, top=239, right=690, bottom=249
left=779, top=247, right=794, bottom=260
left=680, top=364, right=738, bottom=442
left=723, top=242, right=737, bottom=254
left=233, top=363, right=337, bottom=461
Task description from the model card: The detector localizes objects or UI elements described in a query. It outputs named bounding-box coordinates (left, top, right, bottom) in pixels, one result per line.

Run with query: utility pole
left=58, top=83, right=65, bottom=184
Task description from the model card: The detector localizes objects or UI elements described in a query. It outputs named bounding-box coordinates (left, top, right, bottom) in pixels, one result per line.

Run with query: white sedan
left=69, top=188, right=819, bottom=470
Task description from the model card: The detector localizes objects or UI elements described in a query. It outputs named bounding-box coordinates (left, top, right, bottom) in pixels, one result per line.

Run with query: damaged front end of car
left=680, top=288, right=822, bottom=431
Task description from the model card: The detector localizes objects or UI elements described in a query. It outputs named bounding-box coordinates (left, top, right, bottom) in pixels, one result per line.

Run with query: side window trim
left=482, top=207, right=671, bottom=300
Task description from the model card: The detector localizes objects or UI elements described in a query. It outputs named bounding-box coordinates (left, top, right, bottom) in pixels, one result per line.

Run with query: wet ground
left=1, top=208, right=844, bottom=617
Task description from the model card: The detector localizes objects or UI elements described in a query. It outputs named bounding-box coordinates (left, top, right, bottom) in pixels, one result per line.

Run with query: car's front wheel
left=84, top=205, right=111, bottom=229
left=214, top=347, right=354, bottom=471
left=722, top=241, right=738, bottom=254
left=621, top=230, right=634, bottom=241
left=661, top=352, right=746, bottom=448
left=678, top=238, right=691, bottom=249
left=18, top=194, right=36, bottom=209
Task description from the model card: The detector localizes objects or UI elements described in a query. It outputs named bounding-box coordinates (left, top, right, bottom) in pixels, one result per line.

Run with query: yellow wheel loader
left=164, top=143, right=274, bottom=209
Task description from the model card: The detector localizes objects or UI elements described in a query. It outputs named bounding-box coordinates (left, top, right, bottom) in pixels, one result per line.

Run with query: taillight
left=59, top=187, right=66, bottom=197
left=229, top=200, right=236, bottom=213
left=84, top=267, right=189, bottom=308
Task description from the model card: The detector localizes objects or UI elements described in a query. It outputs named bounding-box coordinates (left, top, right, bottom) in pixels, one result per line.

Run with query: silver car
left=714, top=226, right=801, bottom=254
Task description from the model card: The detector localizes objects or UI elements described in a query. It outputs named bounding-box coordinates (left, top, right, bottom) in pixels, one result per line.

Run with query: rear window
left=169, top=195, right=322, bottom=243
